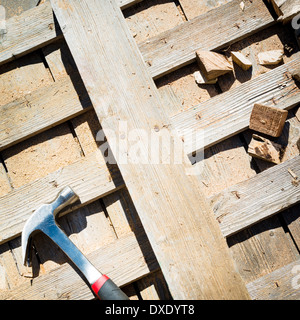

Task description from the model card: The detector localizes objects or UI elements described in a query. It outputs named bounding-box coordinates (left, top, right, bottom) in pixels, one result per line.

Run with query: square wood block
left=249, top=104, right=288, bottom=137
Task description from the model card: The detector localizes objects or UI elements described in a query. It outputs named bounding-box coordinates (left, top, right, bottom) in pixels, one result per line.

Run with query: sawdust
left=2, top=123, right=82, bottom=188
left=124, top=0, right=183, bottom=43
left=0, top=52, right=53, bottom=106
left=156, top=62, right=219, bottom=112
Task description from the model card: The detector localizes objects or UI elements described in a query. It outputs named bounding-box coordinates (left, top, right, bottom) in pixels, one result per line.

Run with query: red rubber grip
left=91, top=274, right=110, bottom=296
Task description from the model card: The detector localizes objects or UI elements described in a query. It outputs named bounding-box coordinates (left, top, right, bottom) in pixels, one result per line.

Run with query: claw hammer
left=21, top=186, right=129, bottom=300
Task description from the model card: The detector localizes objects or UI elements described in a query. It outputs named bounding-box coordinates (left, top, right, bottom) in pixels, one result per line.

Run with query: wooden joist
left=1, top=232, right=159, bottom=300
left=0, top=1, right=62, bottom=66
left=268, top=0, right=300, bottom=22
left=50, top=0, right=250, bottom=299
left=0, top=0, right=274, bottom=78
left=247, top=259, right=300, bottom=300
left=171, top=55, right=300, bottom=156
left=0, top=0, right=141, bottom=67
left=0, top=75, right=91, bottom=151
left=140, top=0, right=274, bottom=78
left=0, top=152, right=124, bottom=245
left=210, top=155, right=300, bottom=237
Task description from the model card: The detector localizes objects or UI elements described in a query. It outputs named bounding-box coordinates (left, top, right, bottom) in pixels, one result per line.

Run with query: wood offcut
left=249, top=104, right=288, bottom=137
left=248, top=134, right=282, bottom=164
left=196, top=50, right=233, bottom=81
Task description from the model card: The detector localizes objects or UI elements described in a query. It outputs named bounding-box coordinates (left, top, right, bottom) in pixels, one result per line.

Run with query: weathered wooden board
left=0, top=152, right=124, bottom=245
left=51, top=0, right=249, bottom=299
left=171, top=55, right=300, bottom=156
left=269, top=0, right=300, bottom=21
left=140, top=0, right=274, bottom=78
left=247, top=259, right=300, bottom=299
left=0, top=0, right=274, bottom=80
left=0, top=232, right=159, bottom=300
left=0, top=0, right=141, bottom=66
left=210, top=155, right=300, bottom=237
left=0, top=1, right=62, bottom=66
left=0, top=74, right=91, bottom=151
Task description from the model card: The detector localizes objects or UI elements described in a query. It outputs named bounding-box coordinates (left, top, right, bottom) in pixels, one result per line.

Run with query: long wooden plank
left=140, top=0, right=274, bottom=78
left=0, top=0, right=273, bottom=78
left=0, top=1, right=62, bottom=66
left=0, top=232, right=159, bottom=300
left=246, top=259, right=300, bottom=300
left=0, top=0, right=141, bottom=67
left=0, top=75, right=91, bottom=151
left=171, top=55, right=300, bottom=156
left=268, top=0, right=300, bottom=22
left=50, top=0, right=250, bottom=300
left=0, top=151, right=124, bottom=245
left=210, top=155, right=300, bottom=237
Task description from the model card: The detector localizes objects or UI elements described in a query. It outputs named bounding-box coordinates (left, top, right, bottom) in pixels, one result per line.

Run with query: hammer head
left=22, top=186, right=79, bottom=267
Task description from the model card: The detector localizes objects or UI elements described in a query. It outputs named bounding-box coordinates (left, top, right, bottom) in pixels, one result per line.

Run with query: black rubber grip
left=92, top=275, right=129, bottom=300
left=97, top=278, right=129, bottom=300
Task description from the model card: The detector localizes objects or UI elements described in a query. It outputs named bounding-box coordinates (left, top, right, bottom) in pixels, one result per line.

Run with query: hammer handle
left=91, top=275, right=129, bottom=300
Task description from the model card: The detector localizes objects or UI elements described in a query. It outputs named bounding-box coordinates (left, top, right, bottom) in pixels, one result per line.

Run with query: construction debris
left=196, top=50, right=233, bottom=81
left=231, top=51, right=252, bottom=70
left=193, top=71, right=218, bottom=84
left=248, top=134, right=282, bottom=164
left=249, top=103, right=288, bottom=137
left=258, top=49, right=284, bottom=65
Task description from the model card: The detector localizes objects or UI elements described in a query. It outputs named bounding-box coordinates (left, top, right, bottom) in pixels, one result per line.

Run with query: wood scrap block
left=196, top=50, right=233, bottom=80
left=193, top=70, right=218, bottom=84
left=249, top=103, right=288, bottom=137
left=269, top=0, right=300, bottom=22
left=258, top=49, right=284, bottom=65
left=248, top=134, right=282, bottom=164
left=231, top=51, right=252, bottom=71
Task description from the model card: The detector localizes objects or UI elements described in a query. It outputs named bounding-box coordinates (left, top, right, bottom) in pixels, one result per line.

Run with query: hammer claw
left=21, top=186, right=129, bottom=300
